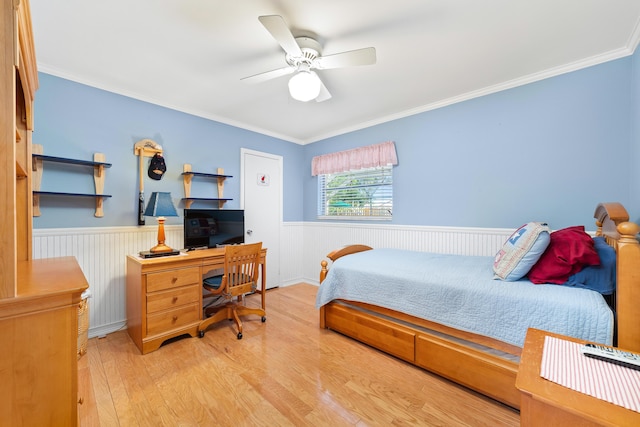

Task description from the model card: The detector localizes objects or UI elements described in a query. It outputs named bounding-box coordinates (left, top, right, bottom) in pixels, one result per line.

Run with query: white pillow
left=493, top=222, right=551, bottom=281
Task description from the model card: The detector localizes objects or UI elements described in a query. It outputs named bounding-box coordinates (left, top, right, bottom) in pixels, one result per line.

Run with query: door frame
left=240, top=148, right=283, bottom=289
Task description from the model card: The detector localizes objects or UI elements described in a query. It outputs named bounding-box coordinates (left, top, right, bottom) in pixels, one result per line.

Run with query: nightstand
left=516, top=328, right=640, bottom=426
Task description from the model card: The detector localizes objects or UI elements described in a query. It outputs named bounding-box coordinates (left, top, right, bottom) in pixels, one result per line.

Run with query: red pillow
left=527, top=226, right=600, bottom=284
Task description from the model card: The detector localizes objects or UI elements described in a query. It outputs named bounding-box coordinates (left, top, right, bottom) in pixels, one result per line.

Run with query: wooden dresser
left=126, top=247, right=266, bottom=354
left=1, top=1, right=90, bottom=425
left=0, top=258, right=88, bottom=426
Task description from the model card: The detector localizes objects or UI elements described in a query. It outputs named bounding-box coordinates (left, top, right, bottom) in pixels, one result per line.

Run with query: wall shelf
left=182, top=196, right=233, bottom=206
left=32, top=144, right=111, bottom=217
left=182, top=171, right=232, bottom=179
left=34, top=191, right=113, bottom=198
left=32, top=154, right=112, bottom=169
left=182, top=164, right=232, bottom=209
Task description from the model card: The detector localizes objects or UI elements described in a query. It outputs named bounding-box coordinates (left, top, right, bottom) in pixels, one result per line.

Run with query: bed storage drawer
left=415, top=333, right=520, bottom=409
left=324, top=303, right=416, bottom=362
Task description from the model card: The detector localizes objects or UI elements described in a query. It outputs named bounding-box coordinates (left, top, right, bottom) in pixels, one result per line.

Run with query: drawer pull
left=172, top=315, right=178, bottom=322
left=78, top=397, right=84, bottom=405
left=172, top=277, right=178, bottom=283
left=172, top=296, right=178, bottom=303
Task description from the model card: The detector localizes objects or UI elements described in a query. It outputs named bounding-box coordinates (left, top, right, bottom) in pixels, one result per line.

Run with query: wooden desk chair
left=198, top=242, right=266, bottom=339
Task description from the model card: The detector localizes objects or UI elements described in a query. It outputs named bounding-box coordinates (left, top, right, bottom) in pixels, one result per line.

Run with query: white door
left=241, top=149, right=281, bottom=289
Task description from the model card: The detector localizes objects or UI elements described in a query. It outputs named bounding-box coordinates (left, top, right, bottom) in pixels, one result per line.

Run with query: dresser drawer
left=146, top=285, right=200, bottom=314
left=146, top=302, right=200, bottom=336
left=146, top=267, right=201, bottom=292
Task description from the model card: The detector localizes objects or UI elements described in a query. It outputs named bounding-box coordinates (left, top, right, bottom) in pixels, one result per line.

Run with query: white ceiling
left=30, top=1, right=640, bottom=144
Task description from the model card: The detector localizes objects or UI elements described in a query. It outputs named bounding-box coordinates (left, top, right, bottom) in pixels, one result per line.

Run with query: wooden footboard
left=319, top=244, right=372, bottom=283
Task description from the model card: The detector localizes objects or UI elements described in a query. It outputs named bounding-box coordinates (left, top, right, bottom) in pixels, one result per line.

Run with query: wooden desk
left=126, top=247, right=266, bottom=354
left=516, top=328, right=640, bottom=427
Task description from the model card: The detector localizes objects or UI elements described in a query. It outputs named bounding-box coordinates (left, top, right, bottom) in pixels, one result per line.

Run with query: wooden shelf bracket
left=182, top=164, right=231, bottom=209
left=32, top=144, right=111, bottom=217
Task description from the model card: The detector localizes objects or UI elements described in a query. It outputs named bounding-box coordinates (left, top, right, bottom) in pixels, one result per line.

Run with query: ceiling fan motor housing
left=286, top=37, right=322, bottom=67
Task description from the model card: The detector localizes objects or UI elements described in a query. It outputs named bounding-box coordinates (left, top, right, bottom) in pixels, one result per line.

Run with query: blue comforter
left=316, top=249, right=614, bottom=347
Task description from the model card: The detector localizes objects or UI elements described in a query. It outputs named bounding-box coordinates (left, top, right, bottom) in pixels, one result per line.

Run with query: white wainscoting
left=33, top=222, right=512, bottom=338
left=300, top=222, right=513, bottom=285
left=33, top=225, right=184, bottom=339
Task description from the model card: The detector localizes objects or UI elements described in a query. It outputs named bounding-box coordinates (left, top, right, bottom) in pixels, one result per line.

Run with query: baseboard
left=89, top=320, right=126, bottom=339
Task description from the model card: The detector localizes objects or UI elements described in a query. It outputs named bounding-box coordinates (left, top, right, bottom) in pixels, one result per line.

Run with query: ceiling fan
left=241, top=15, right=377, bottom=102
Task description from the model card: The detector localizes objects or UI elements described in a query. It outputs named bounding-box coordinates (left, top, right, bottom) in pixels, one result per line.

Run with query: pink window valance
left=311, top=141, right=398, bottom=176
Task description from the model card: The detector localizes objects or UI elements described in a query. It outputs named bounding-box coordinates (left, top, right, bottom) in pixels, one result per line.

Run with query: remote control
left=581, top=343, right=640, bottom=371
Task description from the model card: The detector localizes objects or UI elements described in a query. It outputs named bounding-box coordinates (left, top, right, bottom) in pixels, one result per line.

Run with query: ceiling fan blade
left=315, top=78, right=332, bottom=102
left=314, top=47, right=377, bottom=70
left=241, top=66, right=296, bottom=84
left=258, top=15, right=303, bottom=58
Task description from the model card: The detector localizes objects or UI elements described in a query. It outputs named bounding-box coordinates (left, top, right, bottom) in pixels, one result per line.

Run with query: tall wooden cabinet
left=0, top=1, right=89, bottom=425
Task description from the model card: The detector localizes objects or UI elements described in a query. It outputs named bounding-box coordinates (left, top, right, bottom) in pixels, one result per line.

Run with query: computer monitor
left=183, top=209, right=245, bottom=250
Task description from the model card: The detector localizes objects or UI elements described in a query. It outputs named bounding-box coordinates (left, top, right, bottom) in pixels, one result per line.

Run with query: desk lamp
left=144, top=192, right=178, bottom=253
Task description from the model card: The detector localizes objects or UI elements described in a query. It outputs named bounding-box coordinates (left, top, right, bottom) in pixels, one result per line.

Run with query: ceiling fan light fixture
left=288, top=70, right=321, bottom=102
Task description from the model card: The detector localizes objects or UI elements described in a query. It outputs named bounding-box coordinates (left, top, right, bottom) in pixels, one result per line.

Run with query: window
left=312, top=140, right=397, bottom=219
left=318, top=165, right=393, bottom=219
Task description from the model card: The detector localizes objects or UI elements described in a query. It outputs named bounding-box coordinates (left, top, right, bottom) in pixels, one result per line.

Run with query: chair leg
left=232, top=306, right=267, bottom=339
left=235, top=306, right=266, bottom=320
left=232, top=307, right=243, bottom=339
left=199, top=300, right=267, bottom=339
left=198, top=305, right=232, bottom=337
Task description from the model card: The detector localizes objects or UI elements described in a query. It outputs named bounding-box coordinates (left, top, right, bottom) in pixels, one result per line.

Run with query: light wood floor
left=78, top=283, right=519, bottom=426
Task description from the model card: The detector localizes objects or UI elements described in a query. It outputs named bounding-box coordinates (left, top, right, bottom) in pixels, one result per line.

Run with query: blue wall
left=305, top=56, right=636, bottom=230
left=632, top=48, right=640, bottom=224
left=33, top=73, right=304, bottom=228
left=34, top=51, right=639, bottom=231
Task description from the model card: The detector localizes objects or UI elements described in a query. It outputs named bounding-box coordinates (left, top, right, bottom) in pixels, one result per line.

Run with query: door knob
left=247, top=229, right=253, bottom=235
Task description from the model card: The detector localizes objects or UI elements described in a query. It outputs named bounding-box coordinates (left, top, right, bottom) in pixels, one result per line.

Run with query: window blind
left=318, top=166, right=393, bottom=218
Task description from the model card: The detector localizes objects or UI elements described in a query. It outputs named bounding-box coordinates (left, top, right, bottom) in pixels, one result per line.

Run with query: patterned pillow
left=493, top=222, right=551, bottom=281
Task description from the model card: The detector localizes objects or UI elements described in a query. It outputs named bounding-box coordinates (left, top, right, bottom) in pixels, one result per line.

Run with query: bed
left=316, top=202, right=640, bottom=409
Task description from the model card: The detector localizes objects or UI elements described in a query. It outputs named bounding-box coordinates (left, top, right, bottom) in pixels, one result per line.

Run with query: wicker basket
left=77, top=297, right=89, bottom=359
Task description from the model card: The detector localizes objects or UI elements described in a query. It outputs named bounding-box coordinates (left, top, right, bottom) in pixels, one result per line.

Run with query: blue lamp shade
left=144, top=192, right=178, bottom=218
left=144, top=192, right=178, bottom=253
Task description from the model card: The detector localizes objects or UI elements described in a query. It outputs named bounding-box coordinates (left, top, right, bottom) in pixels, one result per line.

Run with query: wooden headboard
left=594, top=202, right=640, bottom=352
